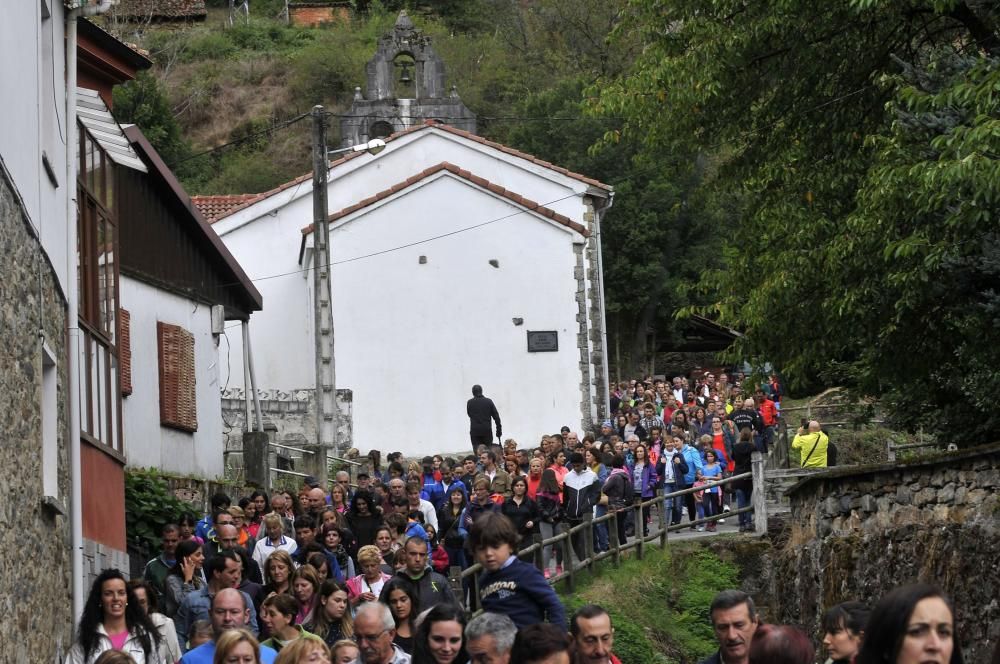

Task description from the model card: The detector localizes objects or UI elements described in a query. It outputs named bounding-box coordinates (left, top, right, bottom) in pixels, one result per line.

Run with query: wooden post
left=886, top=440, right=896, bottom=463
left=583, top=511, right=595, bottom=572
left=562, top=534, right=575, bottom=593
left=752, top=451, right=767, bottom=535
left=532, top=533, right=544, bottom=572
left=448, top=566, right=464, bottom=610
left=635, top=500, right=644, bottom=560
left=610, top=511, right=620, bottom=567
left=658, top=491, right=668, bottom=548
left=470, top=570, right=481, bottom=612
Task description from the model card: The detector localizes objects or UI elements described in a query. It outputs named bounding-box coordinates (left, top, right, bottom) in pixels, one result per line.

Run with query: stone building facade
left=0, top=162, right=74, bottom=662
left=340, top=11, right=476, bottom=147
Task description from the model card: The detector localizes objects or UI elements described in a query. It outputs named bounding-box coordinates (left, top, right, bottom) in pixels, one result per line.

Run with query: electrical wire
left=173, top=83, right=876, bottom=293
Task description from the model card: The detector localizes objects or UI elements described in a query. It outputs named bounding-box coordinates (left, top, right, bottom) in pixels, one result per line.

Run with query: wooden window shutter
left=157, top=321, right=198, bottom=432
left=119, top=309, right=132, bottom=396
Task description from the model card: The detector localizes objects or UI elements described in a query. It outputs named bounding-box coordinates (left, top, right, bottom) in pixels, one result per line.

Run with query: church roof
left=301, top=162, right=590, bottom=237
left=191, top=121, right=612, bottom=224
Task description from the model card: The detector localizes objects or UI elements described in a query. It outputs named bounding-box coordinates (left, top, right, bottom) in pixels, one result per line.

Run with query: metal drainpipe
left=67, top=0, right=115, bottom=622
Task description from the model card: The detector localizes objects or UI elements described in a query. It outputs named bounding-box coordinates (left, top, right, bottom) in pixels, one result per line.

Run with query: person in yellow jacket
left=791, top=421, right=829, bottom=468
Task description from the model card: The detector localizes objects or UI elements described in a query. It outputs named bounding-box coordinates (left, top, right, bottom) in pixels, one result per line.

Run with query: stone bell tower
left=339, top=10, right=477, bottom=147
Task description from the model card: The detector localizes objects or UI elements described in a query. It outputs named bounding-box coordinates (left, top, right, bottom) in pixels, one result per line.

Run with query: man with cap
left=598, top=420, right=614, bottom=445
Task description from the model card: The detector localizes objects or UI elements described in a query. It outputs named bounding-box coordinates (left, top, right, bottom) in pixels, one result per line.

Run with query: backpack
left=620, top=472, right=634, bottom=504
left=826, top=441, right=838, bottom=467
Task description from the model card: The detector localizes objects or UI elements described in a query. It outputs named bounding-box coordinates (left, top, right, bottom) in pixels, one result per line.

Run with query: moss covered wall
left=771, top=444, right=1000, bottom=661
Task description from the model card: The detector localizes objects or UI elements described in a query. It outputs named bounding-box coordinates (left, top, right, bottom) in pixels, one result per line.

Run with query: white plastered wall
left=121, top=276, right=225, bottom=478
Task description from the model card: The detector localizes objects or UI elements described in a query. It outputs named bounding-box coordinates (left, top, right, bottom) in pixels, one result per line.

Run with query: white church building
left=198, top=121, right=611, bottom=458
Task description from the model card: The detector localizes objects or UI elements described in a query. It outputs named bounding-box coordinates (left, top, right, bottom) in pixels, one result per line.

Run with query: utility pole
left=308, top=105, right=337, bottom=486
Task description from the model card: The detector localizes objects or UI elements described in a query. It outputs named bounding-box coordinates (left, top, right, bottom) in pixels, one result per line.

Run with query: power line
left=167, top=112, right=311, bottom=167
left=184, top=84, right=877, bottom=292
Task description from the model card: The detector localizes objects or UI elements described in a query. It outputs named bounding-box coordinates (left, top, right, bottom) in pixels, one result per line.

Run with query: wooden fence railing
left=449, top=451, right=768, bottom=610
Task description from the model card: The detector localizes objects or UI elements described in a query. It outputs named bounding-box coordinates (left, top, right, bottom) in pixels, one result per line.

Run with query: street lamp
left=308, top=109, right=387, bottom=486
left=333, top=138, right=387, bottom=157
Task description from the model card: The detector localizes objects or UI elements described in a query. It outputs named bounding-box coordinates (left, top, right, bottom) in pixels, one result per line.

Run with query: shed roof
left=191, top=120, right=611, bottom=224
left=123, top=125, right=262, bottom=317
left=77, top=87, right=147, bottom=173
left=300, top=161, right=590, bottom=237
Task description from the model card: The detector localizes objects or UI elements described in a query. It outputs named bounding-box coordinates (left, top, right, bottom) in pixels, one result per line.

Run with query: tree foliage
left=595, top=0, right=1000, bottom=442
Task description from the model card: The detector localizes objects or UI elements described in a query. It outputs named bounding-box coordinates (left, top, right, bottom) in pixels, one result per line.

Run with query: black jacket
left=467, top=395, right=502, bottom=437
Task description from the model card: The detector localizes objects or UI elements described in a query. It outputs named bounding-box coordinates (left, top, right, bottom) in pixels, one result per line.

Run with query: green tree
left=113, top=70, right=189, bottom=166
left=595, top=0, right=1000, bottom=440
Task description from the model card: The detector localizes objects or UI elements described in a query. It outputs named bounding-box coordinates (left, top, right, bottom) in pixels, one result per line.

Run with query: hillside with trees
left=105, top=0, right=1000, bottom=446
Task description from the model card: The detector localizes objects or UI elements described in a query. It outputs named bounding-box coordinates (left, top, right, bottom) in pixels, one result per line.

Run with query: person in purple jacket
left=469, top=512, right=566, bottom=630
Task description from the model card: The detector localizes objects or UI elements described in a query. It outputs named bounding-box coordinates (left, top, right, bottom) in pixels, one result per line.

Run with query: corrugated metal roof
left=76, top=87, right=147, bottom=173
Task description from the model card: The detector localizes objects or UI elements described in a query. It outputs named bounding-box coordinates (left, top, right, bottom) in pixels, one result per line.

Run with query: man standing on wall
left=468, top=384, right=502, bottom=455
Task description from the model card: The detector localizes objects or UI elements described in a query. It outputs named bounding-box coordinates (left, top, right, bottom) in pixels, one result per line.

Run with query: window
left=119, top=309, right=132, bottom=396
left=77, top=124, right=123, bottom=455
left=41, top=342, right=58, bottom=498
left=157, top=322, right=198, bottom=432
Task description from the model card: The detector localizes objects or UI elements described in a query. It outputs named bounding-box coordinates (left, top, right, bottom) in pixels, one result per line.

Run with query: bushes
left=125, top=468, right=197, bottom=561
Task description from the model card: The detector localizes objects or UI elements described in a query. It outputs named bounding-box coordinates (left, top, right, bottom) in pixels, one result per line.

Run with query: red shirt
left=759, top=398, right=778, bottom=426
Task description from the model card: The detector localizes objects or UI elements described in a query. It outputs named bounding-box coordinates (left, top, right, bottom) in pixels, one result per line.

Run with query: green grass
left=557, top=541, right=740, bottom=663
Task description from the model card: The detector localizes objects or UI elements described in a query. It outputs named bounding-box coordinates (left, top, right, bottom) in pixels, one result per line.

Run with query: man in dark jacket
left=467, top=384, right=502, bottom=454
left=379, top=536, right=455, bottom=610
left=562, top=453, right=601, bottom=561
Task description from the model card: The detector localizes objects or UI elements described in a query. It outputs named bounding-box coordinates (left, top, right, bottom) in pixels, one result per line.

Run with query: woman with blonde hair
left=330, top=640, right=359, bottom=664
left=346, top=545, right=392, bottom=606
left=263, top=550, right=295, bottom=597
left=213, top=628, right=261, bottom=664
left=273, top=637, right=331, bottom=664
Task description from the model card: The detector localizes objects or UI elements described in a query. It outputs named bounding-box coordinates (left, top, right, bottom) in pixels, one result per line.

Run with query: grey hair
left=466, top=612, right=517, bottom=653
left=355, top=601, right=395, bottom=631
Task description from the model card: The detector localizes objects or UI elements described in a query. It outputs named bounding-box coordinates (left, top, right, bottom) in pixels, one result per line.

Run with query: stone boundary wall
left=771, top=444, right=1000, bottom=661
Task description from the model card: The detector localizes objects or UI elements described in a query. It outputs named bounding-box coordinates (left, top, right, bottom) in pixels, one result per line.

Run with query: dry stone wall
left=771, top=444, right=1000, bottom=662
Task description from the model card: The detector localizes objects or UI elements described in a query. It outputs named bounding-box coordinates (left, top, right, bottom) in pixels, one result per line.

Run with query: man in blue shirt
left=180, top=588, right=277, bottom=663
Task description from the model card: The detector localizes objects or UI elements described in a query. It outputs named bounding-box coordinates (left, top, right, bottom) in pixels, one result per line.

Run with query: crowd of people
left=66, top=372, right=929, bottom=664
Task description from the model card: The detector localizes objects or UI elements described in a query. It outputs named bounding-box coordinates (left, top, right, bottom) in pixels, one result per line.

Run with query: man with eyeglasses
left=351, top=601, right=411, bottom=664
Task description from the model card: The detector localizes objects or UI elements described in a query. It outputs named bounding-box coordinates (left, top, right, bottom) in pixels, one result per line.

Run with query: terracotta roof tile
left=301, top=162, right=589, bottom=237
left=191, top=194, right=264, bottom=223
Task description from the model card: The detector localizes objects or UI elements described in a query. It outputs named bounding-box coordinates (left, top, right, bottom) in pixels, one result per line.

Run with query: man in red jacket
left=571, top=604, right=624, bottom=664
left=756, top=390, right=779, bottom=455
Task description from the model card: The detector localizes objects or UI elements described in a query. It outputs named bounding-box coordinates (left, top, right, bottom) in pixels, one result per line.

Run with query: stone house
left=196, top=120, right=613, bottom=459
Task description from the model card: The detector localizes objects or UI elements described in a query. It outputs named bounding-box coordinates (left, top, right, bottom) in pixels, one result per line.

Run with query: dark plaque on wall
left=527, top=330, right=558, bottom=352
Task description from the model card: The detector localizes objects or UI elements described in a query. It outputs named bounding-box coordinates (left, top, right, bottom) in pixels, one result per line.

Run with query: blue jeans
left=662, top=482, right=681, bottom=524
left=593, top=505, right=609, bottom=552
left=736, top=488, right=753, bottom=528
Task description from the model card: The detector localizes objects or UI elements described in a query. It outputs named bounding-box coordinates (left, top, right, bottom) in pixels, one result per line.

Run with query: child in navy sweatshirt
left=469, top=511, right=566, bottom=629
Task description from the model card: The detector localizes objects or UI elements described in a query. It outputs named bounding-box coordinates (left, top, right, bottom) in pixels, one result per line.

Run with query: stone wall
left=221, top=387, right=352, bottom=481
left=770, top=444, right=1000, bottom=661
left=0, top=164, right=74, bottom=661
